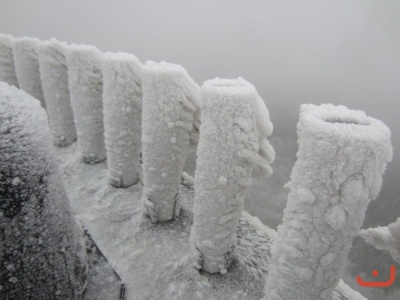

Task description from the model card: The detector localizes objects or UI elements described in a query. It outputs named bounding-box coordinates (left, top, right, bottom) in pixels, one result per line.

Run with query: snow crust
left=265, top=104, right=392, bottom=300
left=66, top=44, right=106, bottom=164
left=0, top=34, right=19, bottom=87
left=190, top=78, right=275, bottom=273
left=12, top=37, right=45, bottom=108
left=38, top=38, right=77, bottom=147
left=0, top=83, right=87, bottom=299
left=141, top=61, right=201, bottom=222
left=102, top=52, right=143, bottom=187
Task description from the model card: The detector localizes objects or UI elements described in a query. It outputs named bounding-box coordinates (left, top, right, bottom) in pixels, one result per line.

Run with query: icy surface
left=0, top=83, right=87, bottom=299
left=190, top=78, right=275, bottom=273
left=0, top=34, right=19, bottom=87
left=39, top=38, right=77, bottom=147
left=12, top=37, right=45, bottom=107
left=102, top=52, right=142, bottom=187
left=66, top=44, right=105, bottom=163
left=141, top=61, right=201, bottom=222
left=265, top=104, right=392, bottom=300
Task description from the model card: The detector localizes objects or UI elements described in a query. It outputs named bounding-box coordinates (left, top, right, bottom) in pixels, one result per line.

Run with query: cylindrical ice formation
left=38, top=39, right=77, bottom=147
left=12, top=37, right=45, bottom=108
left=190, top=78, right=275, bottom=273
left=141, top=62, right=202, bottom=222
left=102, top=52, right=143, bottom=187
left=66, top=44, right=105, bottom=164
left=265, top=104, right=393, bottom=300
left=0, top=83, right=88, bottom=299
left=0, top=34, right=19, bottom=87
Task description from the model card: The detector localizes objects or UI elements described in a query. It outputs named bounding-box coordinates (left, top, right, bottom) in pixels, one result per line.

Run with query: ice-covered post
left=38, top=39, right=77, bottom=147
left=141, top=62, right=201, bottom=222
left=12, top=37, right=46, bottom=108
left=190, top=78, right=275, bottom=273
left=66, top=44, right=106, bottom=164
left=265, top=104, right=393, bottom=300
left=0, top=83, right=88, bottom=299
left=0, top=34, right=19, bottom=87
left=102, top=52, right=143, bottom=187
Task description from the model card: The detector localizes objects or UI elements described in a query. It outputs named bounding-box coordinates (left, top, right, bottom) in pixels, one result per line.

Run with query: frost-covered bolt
left=12, top=37, right=46, bottom=108
left=66, top=44, right=106, bottom=164
left=38, top=38, right=77, bottom=147
left=102, top=52, right=143, bottom=187
left=0, top=34, right=19, bottom=87
left=141, top=61, right=202, bottom=222
left=265, top=104, right=393, bottom=300
left=190, top=78, right=275, bottom=274
left=0, top=83, right=88, bottom=299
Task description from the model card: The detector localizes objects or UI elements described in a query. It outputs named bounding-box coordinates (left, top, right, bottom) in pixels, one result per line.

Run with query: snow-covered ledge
left=141, top=61, right=201, bottom=222
left=190, top=78, right=275, bottom=274
left=66, top=44, right=106, bottom=164
left=0, top=34, right=19, bottom=87
left=0, top=83, right=88, bottom=299
left=265, top=104, right=392, bottom=300
left=102, top=52, right=143, bottom=188
left=38, top=38, right=77, bottom=147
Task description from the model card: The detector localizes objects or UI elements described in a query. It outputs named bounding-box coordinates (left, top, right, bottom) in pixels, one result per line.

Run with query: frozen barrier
left=265, top=104, right=393, bottom=300
left=190, top=78, right=275, bottom=273
left=0, top=83, right=88, bottom=299
left=102, top=52, right=143, bottom=187
left=66, top=44, right=106, bottom=164
left=38, top=39, right=77, bottom=147
left=141, top=61, right=201, bottom=222
left=12, top=37, right=45, bottom=108
left=0, top=34, right=19, bottom=87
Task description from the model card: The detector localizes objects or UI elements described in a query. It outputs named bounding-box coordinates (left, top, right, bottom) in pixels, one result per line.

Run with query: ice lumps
left=66, top=44, right=106, bottom=164
left=102, top=52, right=143, bottom=187
left=265, top=104, right=392, bottom=300
left=12, top=37, right=45, bottom=107
left=0, top=83, right=88, bottom=299
left=38, top=38, right=77, bottom=147
left=141, top=61, right=201, bottom=222
left=190, top=78, right=274, bottom=274
left=0, top=34, right=19, bottom=87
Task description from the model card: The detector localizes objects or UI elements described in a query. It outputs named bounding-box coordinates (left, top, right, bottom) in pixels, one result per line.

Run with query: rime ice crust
left=190, top=78, right=275, bottom=274
left=12, top=37, right=45, bottom=108
left=265, top=104, right=392, bottom=300
left=141, top=62, right=201, bottom=222
left=102, top=52, right=143, bottom=187
left=66, top=44, right=106, bottom=164
left=0, top=83, right=88, bottom=299
left=38, top=39, right=77, bottom=147
left=0, top=34, right=19, bottom=87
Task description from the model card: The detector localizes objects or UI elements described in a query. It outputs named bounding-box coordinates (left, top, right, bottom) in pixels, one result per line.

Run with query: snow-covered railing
left=190, top=78, right=275, bottom=273
left=264, top=104, right=393, bottom=300
left=0, top=34, right=19, bottom=87
left=0, top=83, right=88, bottom=299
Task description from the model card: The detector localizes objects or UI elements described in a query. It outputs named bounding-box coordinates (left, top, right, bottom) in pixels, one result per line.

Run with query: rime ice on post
left=12, top=37, right=45, bottom=108
left=0, top=34, right=19, bottom=87
left=38, top=39, right=77, bottom=147
left=66, top=44, right=105, bottom=164
left=102, top=52, right=143, bottom=187
left=190, top=78, right=274, bottom=274
left=265, top=104, right=392, bottom=300
left=0, top=83, right=88, bottom=299
left=141, top=61, right=201, bottom=222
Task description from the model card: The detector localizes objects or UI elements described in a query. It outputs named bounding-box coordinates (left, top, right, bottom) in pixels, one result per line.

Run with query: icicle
left=0, top=34, right=19, bottom=87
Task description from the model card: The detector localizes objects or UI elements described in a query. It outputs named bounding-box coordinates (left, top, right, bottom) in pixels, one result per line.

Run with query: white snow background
left=1, top=1, right=400, bottom=299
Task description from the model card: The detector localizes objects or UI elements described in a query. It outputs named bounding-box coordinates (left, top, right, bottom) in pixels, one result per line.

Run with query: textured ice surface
left=102, top=52, right=142, bottom=187
left=39, top=38, right=77, bottom=147
left=0, top=83, right=87, bottom=299
left=12, top=37, right=45, bottom=107
left=66, top=44, right=105, bottom=164
left=0, top=34, right=19, bottom=87
left=265, top=104, right=392, bottom=300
